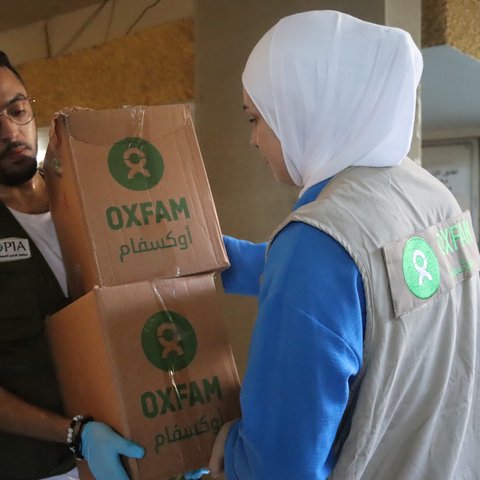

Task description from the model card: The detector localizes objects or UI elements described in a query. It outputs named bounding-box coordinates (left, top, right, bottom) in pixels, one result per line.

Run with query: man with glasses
left=0, top=51, right=144, bottom=480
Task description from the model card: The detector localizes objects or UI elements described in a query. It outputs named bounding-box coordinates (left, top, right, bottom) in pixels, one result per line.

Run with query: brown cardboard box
left=46, top=273, right=240, bottom=480
left=44, top=105, right=229, bottom=299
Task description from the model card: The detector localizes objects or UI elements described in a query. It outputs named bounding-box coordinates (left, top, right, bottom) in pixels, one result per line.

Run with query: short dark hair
left=0, top=51, right=24, bottom=84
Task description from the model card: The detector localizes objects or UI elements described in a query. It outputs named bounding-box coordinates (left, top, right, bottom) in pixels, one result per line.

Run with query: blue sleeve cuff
left=224, top=419, right=242, bottom=480
left=221, top=236, right=267, bottom=296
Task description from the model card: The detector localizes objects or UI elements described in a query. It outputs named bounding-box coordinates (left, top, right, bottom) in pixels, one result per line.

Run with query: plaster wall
left=0, top=0, right=193, bottom=64
left=17, top=18, right=194, bottom=126
left=423, top=0, right=480, bottom=60
left=445, top=0, right=480, bottom=59
left=4, top=1, right=194, bottom=127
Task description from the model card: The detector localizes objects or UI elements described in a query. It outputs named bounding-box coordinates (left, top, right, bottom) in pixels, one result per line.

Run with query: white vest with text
left=273, top=158, right=480, bottom=479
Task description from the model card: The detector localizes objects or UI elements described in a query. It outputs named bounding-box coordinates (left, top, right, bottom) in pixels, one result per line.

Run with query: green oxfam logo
left=108, top=137, right=164, bottom=191
left=141, top=311, right=197, bottom=371
left=402, top=237, right=440, bottom=299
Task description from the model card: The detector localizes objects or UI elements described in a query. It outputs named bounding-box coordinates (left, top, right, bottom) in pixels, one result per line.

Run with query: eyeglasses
left=0, top=96, right=35, bottom=125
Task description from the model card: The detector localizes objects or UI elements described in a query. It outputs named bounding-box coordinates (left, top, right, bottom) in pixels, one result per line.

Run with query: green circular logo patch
left=108, top=137, right=164, bottom=191
left=402, top=236, right=440, bottom=299
left=141, top=311, right=197, bottom=371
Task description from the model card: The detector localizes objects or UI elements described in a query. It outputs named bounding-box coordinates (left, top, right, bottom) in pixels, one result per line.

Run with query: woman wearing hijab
left=190, top=10, right=480, bottom=480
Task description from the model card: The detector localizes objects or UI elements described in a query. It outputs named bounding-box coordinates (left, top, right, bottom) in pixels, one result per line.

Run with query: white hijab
left=242, top=10, right=423, bottom=193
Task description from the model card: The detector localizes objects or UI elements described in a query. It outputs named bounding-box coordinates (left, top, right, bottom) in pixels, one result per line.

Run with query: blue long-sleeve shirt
left=221, top=180, right=366, bottom=479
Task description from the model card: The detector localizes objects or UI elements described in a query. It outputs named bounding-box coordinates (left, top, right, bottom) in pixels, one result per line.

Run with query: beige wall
left=423, top=0, right=480, bottom=59
left=195, top=0, right=421, bottom=378
left=18, top=18, right=194, bottom=126
left=1, top=0, right=193, bottom=64
left=6, top=1, right=195, bottom=127
left=422, top=0, right=447, bottom=48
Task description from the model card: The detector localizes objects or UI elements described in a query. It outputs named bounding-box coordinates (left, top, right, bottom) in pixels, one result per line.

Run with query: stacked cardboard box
left=44, top=105, right=241, bottom=480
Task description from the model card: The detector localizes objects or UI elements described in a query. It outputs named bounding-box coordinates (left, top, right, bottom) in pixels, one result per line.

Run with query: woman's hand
left=208, top=420, right=236, bottom=478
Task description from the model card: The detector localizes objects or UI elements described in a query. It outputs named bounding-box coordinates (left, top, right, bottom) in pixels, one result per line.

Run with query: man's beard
left=0, top=142, right=37, bottom=186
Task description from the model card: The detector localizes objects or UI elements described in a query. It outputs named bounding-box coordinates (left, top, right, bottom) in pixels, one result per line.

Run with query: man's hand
left=81, top=421, right=144, bottom=480
left=208, top=420, right=236, bottom=478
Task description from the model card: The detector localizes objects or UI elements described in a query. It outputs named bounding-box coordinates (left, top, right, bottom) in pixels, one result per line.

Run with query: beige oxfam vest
left=271, top=158, right=480, bottom=479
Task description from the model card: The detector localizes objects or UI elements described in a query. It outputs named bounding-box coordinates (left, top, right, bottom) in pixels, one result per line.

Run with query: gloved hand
left=81, top=421, right=145, bottom=480
left=183, top=469, right=209, bottom=479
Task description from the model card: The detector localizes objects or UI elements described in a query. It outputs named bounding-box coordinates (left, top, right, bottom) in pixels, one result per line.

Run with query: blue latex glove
left=81, top=421, right=145, bottom=480
left=183, top=469, right=209, bottom=479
